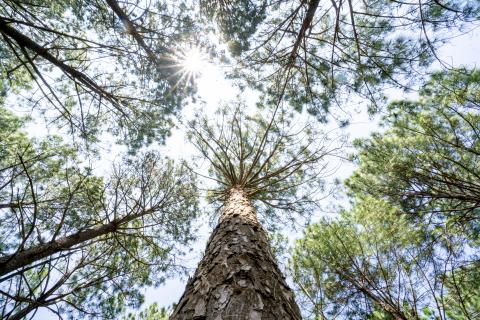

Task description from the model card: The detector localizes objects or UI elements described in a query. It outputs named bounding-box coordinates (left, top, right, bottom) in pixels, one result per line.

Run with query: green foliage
left=292, top=196, right=478, bottom=319
left=443, top=263, right=480, bottom=319
left=292, top=70, right=480, bottom=319
left=0, top=0, right=198, bottom=150
left=123, top=303, right=171, bottom=320
left=0, top=108, right=198, bottom=318
left=207, top=0, right=480, bottom=122
left=292, top=198, right=427, bottom=319
left=200, top=0, right=267, bottom=55
left=347, top=68, right=480, bottom=230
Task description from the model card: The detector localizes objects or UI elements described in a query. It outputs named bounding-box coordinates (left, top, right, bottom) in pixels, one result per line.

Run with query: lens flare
left=168, top=46, right=208, bottom=91
left=180, top=47, right=206, bottom=74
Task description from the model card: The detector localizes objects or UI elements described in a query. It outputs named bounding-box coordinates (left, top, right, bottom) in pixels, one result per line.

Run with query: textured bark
left=171, top=187, right=302, bottom=320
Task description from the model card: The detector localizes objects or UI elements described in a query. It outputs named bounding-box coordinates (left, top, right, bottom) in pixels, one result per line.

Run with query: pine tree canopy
left=0, top=107, right=198, bottom=319
left=347, top=68, right=480, bottom=227
left=0, top=0, right=198, bottom=150
left=0, top=0, right=479, bottom=319
left=292, top=69, right=480, bottom=319
left=201, top=0, right=480, bottom=122
left=188, top=105, right=340, bottom=227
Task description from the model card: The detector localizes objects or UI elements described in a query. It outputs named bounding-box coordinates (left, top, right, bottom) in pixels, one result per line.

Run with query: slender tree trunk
left=0, top=209, right=152, bottom=277
left=0, top=17, right=120, bottom=108
left=105, top=0, right=162, bottom=61
left=171, top=187, right=302, bottom=319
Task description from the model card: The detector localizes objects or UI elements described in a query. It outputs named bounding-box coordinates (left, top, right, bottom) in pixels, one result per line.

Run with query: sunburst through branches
left=170, top=46, right=208, bottom=89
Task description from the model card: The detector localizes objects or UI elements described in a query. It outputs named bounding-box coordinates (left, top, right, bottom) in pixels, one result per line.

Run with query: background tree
left=291, top=69, right=480, bottom=319
left=0, top=0, right=198, bottom=149
left=292, top=197, right=478, bottom=319
left=170, top=105, right=340, bottom=319
left=123, top=302, right=171, bottom=320
left=443, top=263, right=480, bottom=320
left=202, top=0, right=480, bottom=122
left=0, top=107, right=198, bottom=319
left=346, top=68, right=480, bottom=229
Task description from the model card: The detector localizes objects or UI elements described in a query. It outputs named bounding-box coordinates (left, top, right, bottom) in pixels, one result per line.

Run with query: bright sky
left=27, top=22, right=480, bottom=320
left=135, top=27, right=480, bottom=315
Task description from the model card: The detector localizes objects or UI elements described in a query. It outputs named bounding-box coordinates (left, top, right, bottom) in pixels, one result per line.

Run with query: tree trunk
left=0, top=17, right=119, bottom=108
left=171, top=187, right=302, bottom=319
left=0, top=209, right=152, bottom=277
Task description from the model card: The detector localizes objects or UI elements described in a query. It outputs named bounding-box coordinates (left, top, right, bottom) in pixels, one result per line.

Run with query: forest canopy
left=293, top=69, right=480, bottom=319
left=0, top=0, right=479, bottom=319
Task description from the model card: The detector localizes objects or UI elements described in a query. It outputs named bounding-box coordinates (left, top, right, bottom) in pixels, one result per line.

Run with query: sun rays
left=168, top=46, right=208, bottom=91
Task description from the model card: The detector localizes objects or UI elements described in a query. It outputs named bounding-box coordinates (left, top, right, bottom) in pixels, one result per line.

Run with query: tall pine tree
left=171, top=105, right=338, bottom=319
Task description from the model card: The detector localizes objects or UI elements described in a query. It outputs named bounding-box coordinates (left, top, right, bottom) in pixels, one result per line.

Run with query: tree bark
left=171, top=187, right=302, bottom=319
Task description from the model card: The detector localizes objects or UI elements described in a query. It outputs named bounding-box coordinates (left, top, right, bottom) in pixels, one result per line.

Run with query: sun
left=168, top=46, right=209, bottom=90
left=174, top=46, right=207, bottom=76
left=181, top=47, right=207, bottom=74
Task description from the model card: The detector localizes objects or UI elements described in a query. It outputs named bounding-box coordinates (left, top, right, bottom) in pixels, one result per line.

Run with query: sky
left=134, top=26, right=480, bottom=316
left=17, top=14, right=480, bottom=320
